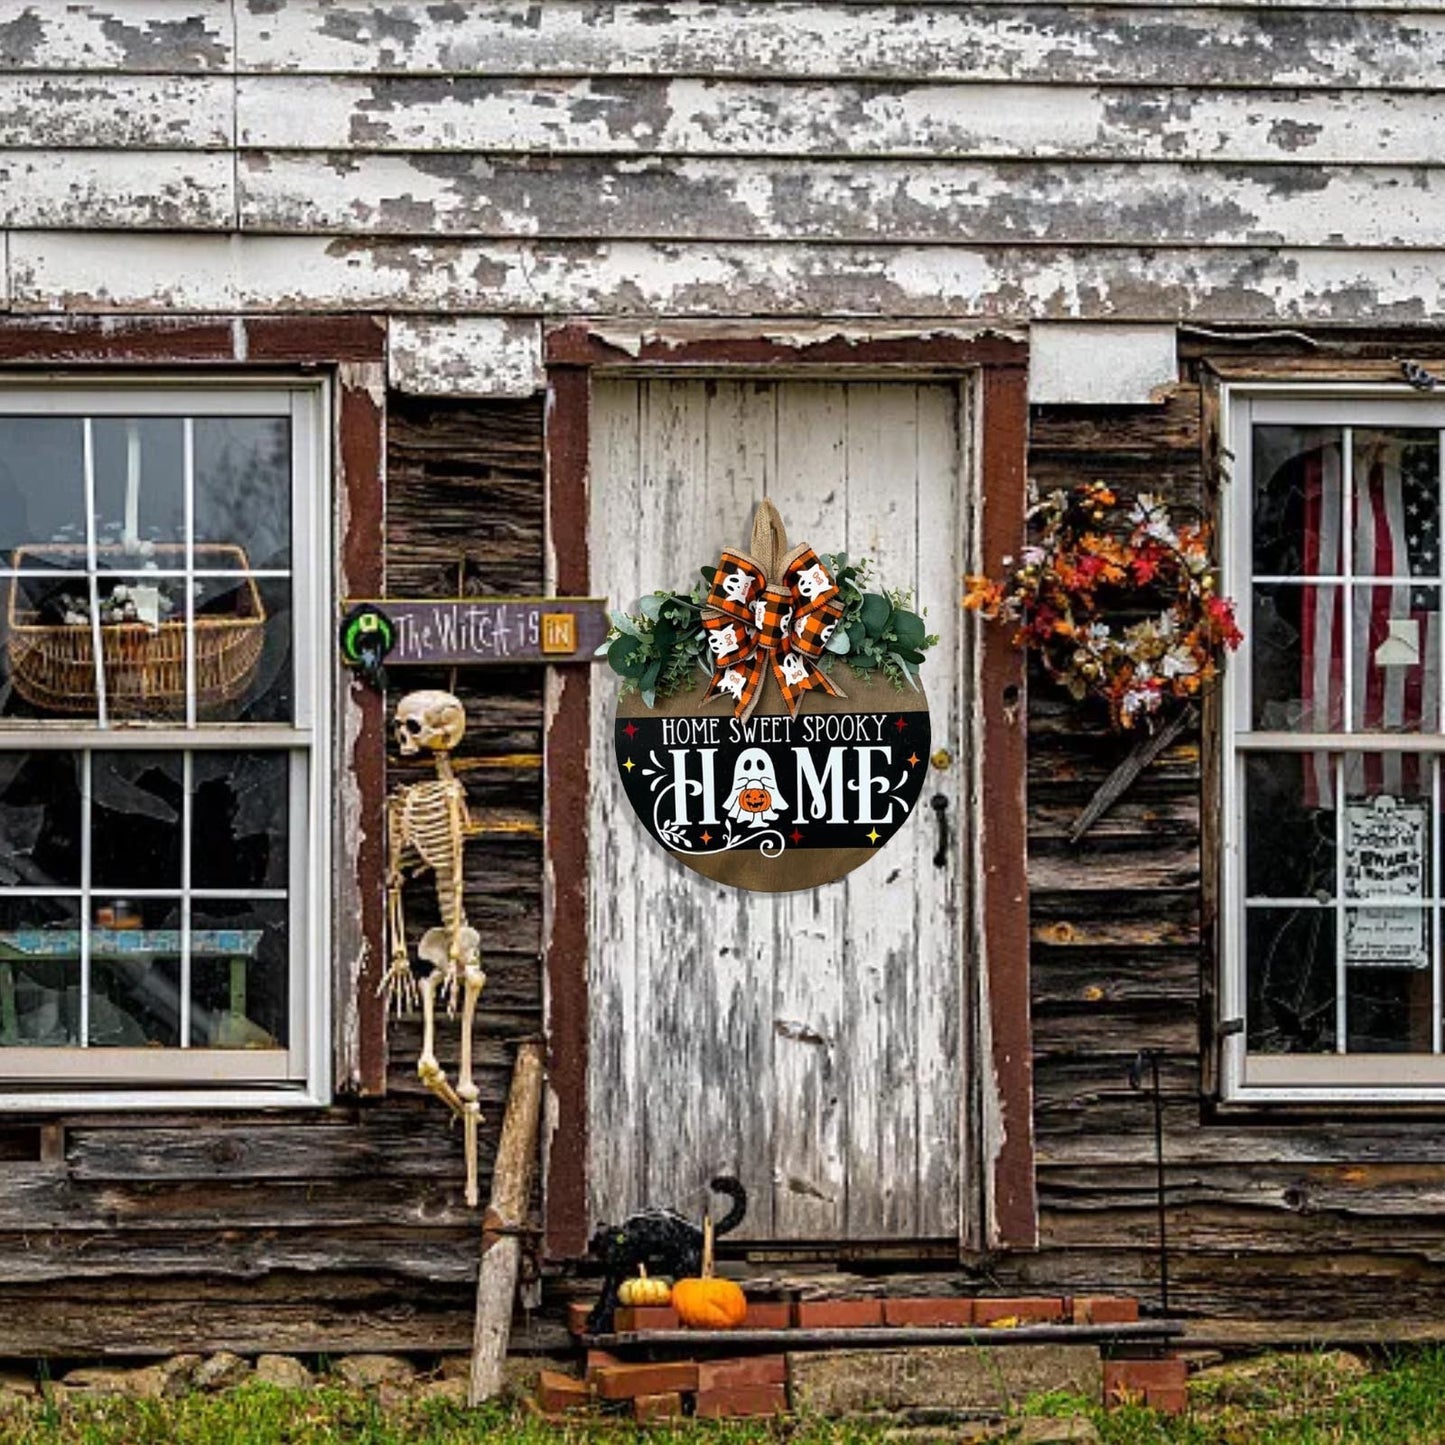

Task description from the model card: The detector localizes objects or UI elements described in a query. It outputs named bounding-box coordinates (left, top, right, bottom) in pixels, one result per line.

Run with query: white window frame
left=0, top=377, right=331, bottom=1110
left=1223, top=382, right=1445, bottom=1103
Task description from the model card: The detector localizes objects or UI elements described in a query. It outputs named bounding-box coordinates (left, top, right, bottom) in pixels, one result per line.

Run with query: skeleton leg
left=456, top=961, right=487, bottom=1208
left=377, top=794, right=420, bottom=1014
left=418, top=968, right=464, bottom=1116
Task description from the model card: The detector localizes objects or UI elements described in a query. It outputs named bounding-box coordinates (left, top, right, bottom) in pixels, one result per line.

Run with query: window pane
left=1252, top=582, right=1342, bottom=730
left=191, top=898, right=287, bottom=1049
left=91, top=751, right=182, bottom=890
left=195, top=417, right=291, bottom=571
left=0, top=897, right=81, bottom=1046
left=1349, top=582, right=1440, bottom=733
left=1246, top=905, right=1336, bottom=1054
left=89, top=898, right=181, bottom=1048
left=0, top=753, right=81, bottom=887
left=1253, top=424, right=1342, bottom=577
left=1352, top=428, right=1440, bottom=579
left=200, top=577, right=291, bottom=724
left=2, top=573, right=99, bottom=722
left=0, top=418, right=86, bottom=566
left=92, top=418, right=184, bottom=561
left=192, top=752, right=289, bottom=890
left=97, top=574, right=189, bottom=723
left=1244, top=752, right=1337, bottom=899
left=1345, top=924, right=1434, bottom=1053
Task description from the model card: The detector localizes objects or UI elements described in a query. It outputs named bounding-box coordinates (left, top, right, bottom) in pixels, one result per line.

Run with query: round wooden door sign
left=612, top=502, right=931, bottom=893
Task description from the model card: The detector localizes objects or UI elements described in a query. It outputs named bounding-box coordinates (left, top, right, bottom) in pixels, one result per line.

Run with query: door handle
left=931, top=794, right=950, bottom=868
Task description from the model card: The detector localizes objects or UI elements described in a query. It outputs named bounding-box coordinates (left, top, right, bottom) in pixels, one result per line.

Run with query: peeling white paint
left=1029, top=323, right=1178, bottom=405
left=389, top=316, right=543, bottom=397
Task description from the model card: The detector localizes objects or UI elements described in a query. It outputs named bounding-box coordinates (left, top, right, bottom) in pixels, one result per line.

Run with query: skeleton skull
left=394, top=690, right=466, bottom=756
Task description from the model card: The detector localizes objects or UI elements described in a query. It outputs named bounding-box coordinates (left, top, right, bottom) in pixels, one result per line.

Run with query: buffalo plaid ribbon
left=701, top=545, right=845, bottom=718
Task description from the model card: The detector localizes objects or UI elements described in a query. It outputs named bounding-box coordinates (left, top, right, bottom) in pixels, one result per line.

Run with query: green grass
left=5, top=1351, right=1445, bottom=1445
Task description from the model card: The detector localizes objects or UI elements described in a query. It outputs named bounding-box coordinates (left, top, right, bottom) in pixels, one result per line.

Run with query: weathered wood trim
left=975, top=364, right=1037, bottom=1249
left=388, top=316, right=544, bottom=398
left=335, top=355, right=388, bottom=1096
left=542, top=363, right=593, bottom=1259
left=234, top=76, right=1445, bottom=168
left=0, top=315, right=388, bottom=1094
left=23, top=235, right=1445, bottom=325
left=542, top=324, right=1033, bottom=1256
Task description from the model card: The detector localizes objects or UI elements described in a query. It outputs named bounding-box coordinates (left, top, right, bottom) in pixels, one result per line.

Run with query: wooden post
left=469, top=1038, right=546, bottom=1406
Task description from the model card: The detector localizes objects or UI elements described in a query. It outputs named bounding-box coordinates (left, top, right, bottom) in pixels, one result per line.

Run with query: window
left=0, top=383, right=329, bottom=1107
left=1223, top=387, right=1445, bottom=1100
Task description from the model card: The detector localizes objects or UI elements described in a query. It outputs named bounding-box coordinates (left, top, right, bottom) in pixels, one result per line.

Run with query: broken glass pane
left=191, top=751, right=289, bottom=890
left=1349, top=582, right=1441, bottom=733
left=194, top=417, right=291, bottom=571
left=1244, top=751, right=1337, bottom=900
left=1246, top=905, right=1336, bottom=1054
left=89, top=897, right=181, bottom=1049
left=190, top=898, right=287, bottom=1049
left=0, top=897, right=81, bottom=1047
left=91, top=751, right=182, bottom=890
left=0, top=752, right=81, bottom=887
left=196, top=577, right=291, bottom=724
left=1252, top=425, right=1343, bottom=578
left=1252, top=582, right=1343, bottom=731
left=1, top=573, right=99, bottom=722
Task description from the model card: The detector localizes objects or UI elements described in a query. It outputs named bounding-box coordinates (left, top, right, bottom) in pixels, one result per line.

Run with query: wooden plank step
left=590, top=1321, right=1184, bottom=1352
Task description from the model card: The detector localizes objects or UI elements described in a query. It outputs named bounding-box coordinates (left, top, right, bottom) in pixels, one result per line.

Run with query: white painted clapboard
left=587, top=377, right=972, bottom=1242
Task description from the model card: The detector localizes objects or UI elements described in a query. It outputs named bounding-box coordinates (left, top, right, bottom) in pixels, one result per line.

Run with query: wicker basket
left=6, top=543, right=267, bottom=718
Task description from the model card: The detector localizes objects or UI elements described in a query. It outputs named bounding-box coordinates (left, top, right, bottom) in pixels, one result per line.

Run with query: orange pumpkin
left=737, top=786, right=772, bottom=814
left=673, top=1275, right=748, bottom=1330
left=673, top=1213, right=748, bottom=1329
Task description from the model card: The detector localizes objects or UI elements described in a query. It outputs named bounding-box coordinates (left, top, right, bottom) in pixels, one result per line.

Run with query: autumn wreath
left=963, top=482, right=1242, bottom=730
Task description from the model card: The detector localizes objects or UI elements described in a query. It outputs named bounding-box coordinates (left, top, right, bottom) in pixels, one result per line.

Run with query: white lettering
left=794, top=748, right=847, bottom=824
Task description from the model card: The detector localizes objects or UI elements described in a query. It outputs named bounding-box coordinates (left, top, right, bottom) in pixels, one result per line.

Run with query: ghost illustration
left=778, top=652, right=809, bottom=687
left=793, top=563, right=832, bottom=600
left=724, top=747, right=788, bottom=829
left=720, top=568, right=755, bottom=605
left=717, top=667, right=748, bottom=700
left=707, top=624, right=742, bottom=659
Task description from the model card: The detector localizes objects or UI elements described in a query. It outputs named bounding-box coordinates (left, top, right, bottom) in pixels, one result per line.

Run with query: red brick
left=1145, top=1386, right=1187, bottom=1415
left=882, top=1297, right=976, bottom=1328
left=974, top=1296, right=1066, bottom=1325
left=536, top=1370, right=592, bottom=1414
left=1104, top=1358, right=1188, bottom=1408
left=695, top=1383, right=789, bottom=1419
left=1072, top=1296, right=1140, bottom=1326
left=614, top=1304, right=681, bottom=1333
left=742, top=1300, right=793, bottom=1330
left=567, top=1301, right=594, bottom=1336
left=585, top=1350, right=624, bottom=1381
left=698, top=1355, right=787, bottom=1391
left=594, top=1361, right=700, bottom=1401
left=794, top=1299, right=884, bottom=1328
left=632, top=1391, right=684, bottom=1422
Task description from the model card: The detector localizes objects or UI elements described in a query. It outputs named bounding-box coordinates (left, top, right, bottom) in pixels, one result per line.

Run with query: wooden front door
left=586, top=376, right=976, bottom=1243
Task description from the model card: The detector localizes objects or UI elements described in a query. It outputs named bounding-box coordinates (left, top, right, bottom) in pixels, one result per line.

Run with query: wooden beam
left=470, top=1039, right=545, bottom=1404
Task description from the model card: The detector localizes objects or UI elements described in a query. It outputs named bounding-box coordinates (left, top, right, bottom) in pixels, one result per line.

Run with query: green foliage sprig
left=600, top=554, right=938, bottom=707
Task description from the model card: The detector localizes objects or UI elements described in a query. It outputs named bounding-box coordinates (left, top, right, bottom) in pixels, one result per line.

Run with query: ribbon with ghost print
left=700, top=500, right=846, bottom=720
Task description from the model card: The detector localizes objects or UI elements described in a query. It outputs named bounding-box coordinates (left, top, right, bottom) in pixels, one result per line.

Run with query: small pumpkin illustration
left=736, top=786, right=773, bottom=814
left=618, top=1264, right=672, bottom=1309
left=672, top=1215, right=748, bottom=1330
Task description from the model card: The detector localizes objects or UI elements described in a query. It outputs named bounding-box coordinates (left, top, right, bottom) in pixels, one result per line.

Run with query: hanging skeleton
left=378, top=689, right=487, bottom=1206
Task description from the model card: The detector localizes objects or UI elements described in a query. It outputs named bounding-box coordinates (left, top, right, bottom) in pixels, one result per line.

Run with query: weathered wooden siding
left=0, top=396, right=556, bottom=1356
left=1, top=2, right=1443, bottom=335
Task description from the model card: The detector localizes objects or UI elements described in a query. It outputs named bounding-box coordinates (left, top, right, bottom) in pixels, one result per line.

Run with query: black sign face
left=616, top=707, right=931, bottom=868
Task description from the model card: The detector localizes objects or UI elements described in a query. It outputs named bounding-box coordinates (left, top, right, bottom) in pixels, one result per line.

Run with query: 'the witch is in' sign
left=617, top=708, right=930, bottom=862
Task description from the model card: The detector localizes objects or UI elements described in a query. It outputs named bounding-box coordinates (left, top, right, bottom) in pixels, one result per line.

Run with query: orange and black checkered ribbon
left=701, top=546, right=845, bottom=718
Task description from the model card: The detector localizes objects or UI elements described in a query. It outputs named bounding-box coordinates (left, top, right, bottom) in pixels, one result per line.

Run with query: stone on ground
left=255, top=1354, right=315, bottom=1390
left=334, top=1354, right=416, bottom=1389
left=192, top=1351, right=253, bottom=1392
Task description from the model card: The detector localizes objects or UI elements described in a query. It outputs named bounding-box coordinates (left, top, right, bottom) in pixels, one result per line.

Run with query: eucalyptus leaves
left=601, top=553, right=938, bottom=708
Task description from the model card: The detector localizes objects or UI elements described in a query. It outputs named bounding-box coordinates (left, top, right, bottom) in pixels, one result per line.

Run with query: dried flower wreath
left=963, top=482, right=1242, bottom=730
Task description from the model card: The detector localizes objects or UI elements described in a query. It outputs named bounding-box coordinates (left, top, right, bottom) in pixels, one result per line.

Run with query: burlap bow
left=701, top=500, right=846, bottom=719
